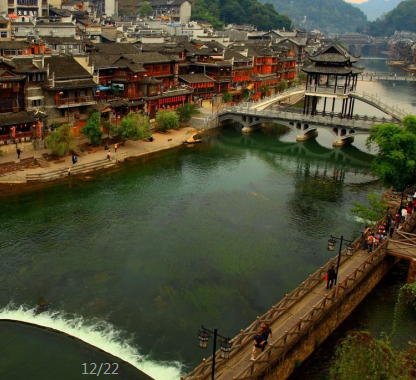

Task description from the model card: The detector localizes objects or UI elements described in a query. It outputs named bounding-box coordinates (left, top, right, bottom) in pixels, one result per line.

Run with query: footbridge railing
left=180, top=219, right=388, bottom=380
left=219, top=106, right=395, bottom=130
left=350, top=91, right=410, bottom=121
left=233, top=241, right=389, bottom=380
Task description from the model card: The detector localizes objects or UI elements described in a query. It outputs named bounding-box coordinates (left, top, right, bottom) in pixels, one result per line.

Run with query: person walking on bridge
left=250, top=329, right=266, bottom=361
left=260, top=323, right=273, bottom=352
left=326, top=265, right=336, bottom=289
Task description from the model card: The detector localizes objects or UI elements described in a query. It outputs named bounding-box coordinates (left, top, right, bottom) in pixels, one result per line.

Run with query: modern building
left=2, top=0, right=49, bottom=18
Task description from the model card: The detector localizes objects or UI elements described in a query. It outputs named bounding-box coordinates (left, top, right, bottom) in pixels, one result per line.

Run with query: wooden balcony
left=55, top=97, right=97, bottom=108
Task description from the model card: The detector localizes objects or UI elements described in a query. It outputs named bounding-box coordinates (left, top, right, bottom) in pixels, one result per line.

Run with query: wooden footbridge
left=181, top=197, right=416, bottom=380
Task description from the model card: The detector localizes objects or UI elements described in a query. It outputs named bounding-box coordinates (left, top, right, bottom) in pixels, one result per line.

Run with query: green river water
left=0, top=58, right=415, bottom=380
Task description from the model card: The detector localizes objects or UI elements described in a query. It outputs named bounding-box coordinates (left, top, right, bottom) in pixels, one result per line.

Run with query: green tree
left=155, top=110, right=179, bottom=132
left=119, top=112, right=152, bottom=144
left=45, top=124, right=77, bottom=156
left=366, top=121, right=416, bottom=190
left=138, top=1, right=153, bottom=18
left=175, top=103, right=200, bottom=124
left=276, top=79, right=289, bottom=92
left=81, top=111, right=103, bottom=147
left=329, top=331, right=412, bottom=380
left=259, top=85, right=270, bottom=96
left=222, top=92, right=232, bottom=103
left=351, top=191, right=388, bottom=225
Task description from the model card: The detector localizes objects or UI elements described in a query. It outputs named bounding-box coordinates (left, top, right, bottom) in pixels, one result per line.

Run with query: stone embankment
left=0, top=127, right=197, bottom=193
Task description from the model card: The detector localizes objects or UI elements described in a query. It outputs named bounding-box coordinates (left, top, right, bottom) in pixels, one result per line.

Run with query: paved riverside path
left=0, top=127, right=197, bottom=185
left=212, top=245, right=383, bottom=380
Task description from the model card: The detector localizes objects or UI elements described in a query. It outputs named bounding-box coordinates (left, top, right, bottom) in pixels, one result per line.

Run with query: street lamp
left=197, top=326, right=232, bottom=380
left=59, top=91, right=70, bottom=124
left=327, top=235, right=354, bottom=286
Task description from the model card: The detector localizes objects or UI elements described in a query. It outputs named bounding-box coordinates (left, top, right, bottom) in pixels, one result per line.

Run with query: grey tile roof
left=0, top=111, right=36, bottom=127
left=179, top=73, right=214, bottom=83
left=45, top=56, right=92, bottom=79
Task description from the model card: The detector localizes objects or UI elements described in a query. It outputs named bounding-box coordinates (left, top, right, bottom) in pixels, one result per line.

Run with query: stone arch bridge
left=218, top=106, right=396, bottom=146
left=211, top=86, right=410, bottom=146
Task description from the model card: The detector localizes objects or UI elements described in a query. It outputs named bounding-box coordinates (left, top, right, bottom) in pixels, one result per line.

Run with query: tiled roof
left=309, top=44, right=360, bottom=63
left=92, top=43, right=139, bottom=55
left=0, top=41, right=31, bottom=49
left=41, top=37, right=83, bottom=45
left=48, top=79, right=97, bottom=90
left=0, top=111, right=36, bottom=127
left=179, top=73, right=214, bottom=83
left=45, top=56, right=92, bottom=79
left=11, top=57, right=47, bottom=73
left=224, top=50, right=251, bottom=62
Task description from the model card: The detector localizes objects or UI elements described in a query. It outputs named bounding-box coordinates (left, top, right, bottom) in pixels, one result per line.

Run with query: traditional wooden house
left=0, top=58, right=38, bottom=146
left=43, top=56, right=97, bottom=135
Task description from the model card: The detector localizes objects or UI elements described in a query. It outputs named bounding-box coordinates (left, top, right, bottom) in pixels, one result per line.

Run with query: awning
left=96, top=85, right=111, bottom=91
left=246, top=83, right=254, bottom=90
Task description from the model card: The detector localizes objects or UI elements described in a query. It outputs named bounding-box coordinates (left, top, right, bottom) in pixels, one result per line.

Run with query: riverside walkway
left=182, top=195, right=416, bottom=380
left=0, top=127, right=196, bottom=187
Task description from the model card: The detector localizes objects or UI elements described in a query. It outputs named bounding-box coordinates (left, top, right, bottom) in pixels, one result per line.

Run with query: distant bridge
left=205, top=86, right=411, bottom=146
left=217, top=105, right=397, bottom=146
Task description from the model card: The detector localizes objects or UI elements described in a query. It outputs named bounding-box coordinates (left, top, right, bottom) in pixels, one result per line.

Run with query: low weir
left=182, top=192, right=416, bottom=380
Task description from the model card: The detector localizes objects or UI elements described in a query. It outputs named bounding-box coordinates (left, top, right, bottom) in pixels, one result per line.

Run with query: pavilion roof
left=309, top=43, right=360, bottom=64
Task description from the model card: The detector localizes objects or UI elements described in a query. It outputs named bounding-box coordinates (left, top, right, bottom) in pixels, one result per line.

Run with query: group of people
left=251, top=323, right=273, bottom=361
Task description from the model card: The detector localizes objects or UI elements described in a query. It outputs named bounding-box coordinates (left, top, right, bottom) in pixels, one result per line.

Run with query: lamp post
left=59, top=91, right=70, bottom=124
left=327, top=235, right=354, bottom=286
left=198, top=326, right=232, bottom=380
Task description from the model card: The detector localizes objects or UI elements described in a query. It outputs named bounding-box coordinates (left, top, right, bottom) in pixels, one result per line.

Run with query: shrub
left=156, top=110, right=179, bottom=132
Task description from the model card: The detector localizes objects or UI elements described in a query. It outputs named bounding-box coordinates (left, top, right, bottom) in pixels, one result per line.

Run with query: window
left=31, top=99, right=43, bottom=107
left=0, top=31, right=8, bottom=38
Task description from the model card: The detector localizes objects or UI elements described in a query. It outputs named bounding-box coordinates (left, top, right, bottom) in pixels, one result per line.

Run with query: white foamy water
left=0, top=303, right=183, bottom=380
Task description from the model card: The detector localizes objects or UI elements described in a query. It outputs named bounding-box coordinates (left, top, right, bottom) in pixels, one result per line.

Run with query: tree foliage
left=175, top=103, right=200, bottom=124
left=119, top=112, right=152, bottom=142
left=222, top=92, right=232, bottom=103
left=330, top=331, right=412, bottom=380
left=276, top=79, right=289, bottom=92
left=45, top=124, right=77, bottom=156
left=138, top=1, right=153, bottom=17
left=156, top=110, right=179, bottom=132
left=191, top=0, right=292, bottom=31
left=366, top=117, right=416, bottom=190
left=81, top=111, right=103, bottom=147
left=258, top=0, right=367, bottom=34
left=351, top=191, right=389, bottom=225
left=368, top=0, right=416, bottom=36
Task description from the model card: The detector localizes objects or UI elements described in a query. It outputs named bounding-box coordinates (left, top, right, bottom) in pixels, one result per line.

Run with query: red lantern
left=37, top=121, right=41, bottom=139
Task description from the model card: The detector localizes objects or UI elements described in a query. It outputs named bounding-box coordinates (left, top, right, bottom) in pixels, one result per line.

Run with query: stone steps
left=26, top=159, right=114, bottom=181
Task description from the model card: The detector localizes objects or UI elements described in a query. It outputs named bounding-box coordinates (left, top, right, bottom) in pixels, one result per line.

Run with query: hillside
left=353, top=0, right=403, bottom=21
left=258, top=0, right=367, bottom=34
left=191, top=0, right=292, bottom=31
left=368, top=0, right=416, bottom=35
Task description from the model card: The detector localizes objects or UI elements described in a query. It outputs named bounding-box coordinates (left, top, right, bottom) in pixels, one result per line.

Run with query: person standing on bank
left=67, top=167, right=71, bottom=177
left=107, top=150, right=111, bottom=161
left=114, top=143, right=118, bottom=153
left=327, top=264, right=336, bottom=289
left=260, top=323, right=273, bottom=351
left=250, top=329, right=266, bottom=361
left=16, top=148, right=21, bottom=159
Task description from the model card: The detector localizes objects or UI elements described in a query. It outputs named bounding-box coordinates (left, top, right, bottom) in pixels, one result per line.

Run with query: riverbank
left=0, top=127, right=197, bottom=196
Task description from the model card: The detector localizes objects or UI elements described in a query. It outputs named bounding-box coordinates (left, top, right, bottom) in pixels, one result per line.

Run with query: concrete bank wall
left=263, top=254, right=398, bottom=380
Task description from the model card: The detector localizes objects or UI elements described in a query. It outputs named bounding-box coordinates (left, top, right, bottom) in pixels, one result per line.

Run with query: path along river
left=0, top=58, right=415, bottom=380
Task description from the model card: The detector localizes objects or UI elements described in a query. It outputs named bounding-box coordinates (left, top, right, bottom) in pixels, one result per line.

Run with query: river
left=0, top=57, right=414, bottom=380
